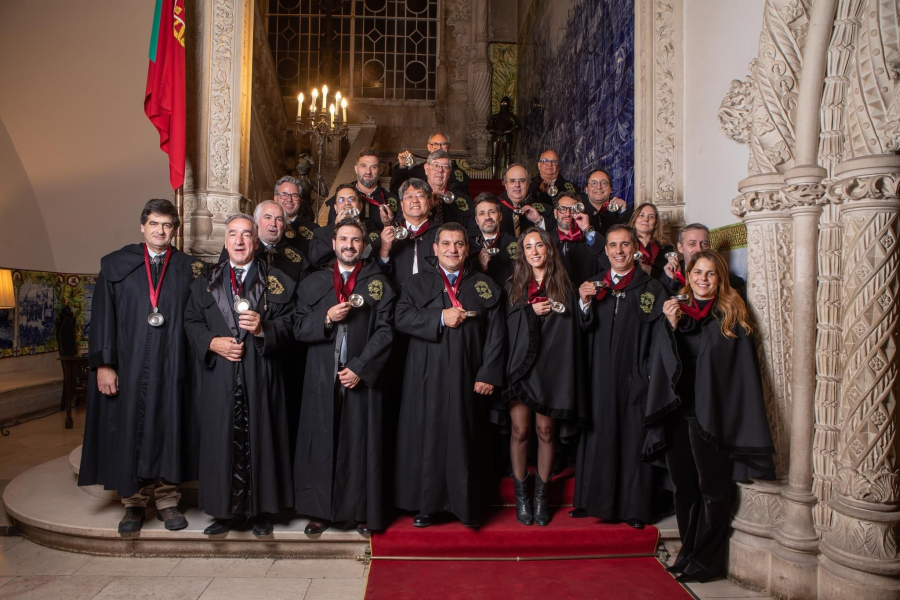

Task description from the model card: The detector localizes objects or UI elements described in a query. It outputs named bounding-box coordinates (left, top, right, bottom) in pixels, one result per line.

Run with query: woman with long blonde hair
left=644, top=250, right=774, bottom=583
left=627, top=203, right=674, bottom=279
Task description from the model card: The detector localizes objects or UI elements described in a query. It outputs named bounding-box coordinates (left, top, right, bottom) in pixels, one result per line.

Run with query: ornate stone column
left=183, top=0, right=254, bottom=260
left=819, top=155, right=900, bottom=600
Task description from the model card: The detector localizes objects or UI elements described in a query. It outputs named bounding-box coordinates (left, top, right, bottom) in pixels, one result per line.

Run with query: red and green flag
left=145, top=0, right=187, bottom=191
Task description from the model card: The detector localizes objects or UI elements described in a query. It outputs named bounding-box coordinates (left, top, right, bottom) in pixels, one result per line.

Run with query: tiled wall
left=516, top=0, right=634, bottom=203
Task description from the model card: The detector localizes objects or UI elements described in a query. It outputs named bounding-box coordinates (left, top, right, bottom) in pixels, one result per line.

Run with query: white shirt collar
left=439, top=265, right=460, bottom=277
left=406, top=219, right=426, bottom=231
left=611, top=267, right=634, bottom=279
left=338, top=263, right=355, bottom=275
left=147, top=248, right=167, bottom=259
left=230, top=261, right=252, bottom=271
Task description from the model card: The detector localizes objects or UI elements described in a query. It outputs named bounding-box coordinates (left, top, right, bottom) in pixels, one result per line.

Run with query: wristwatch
left=325, top=314, right=334, bottom=328
left=583, top=226, right=595, bottom=235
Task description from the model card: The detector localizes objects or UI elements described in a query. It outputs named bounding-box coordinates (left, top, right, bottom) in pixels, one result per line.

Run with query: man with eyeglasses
left=391, top=133, right=471, bottom=198
left=422, top=149, right=476, bottom=236
left=582, top=168, right=631, bottom=234
left=324, top=148, right=399, bottom=229
left=376, top=178, right=438, bottom=290
left=548, top=192, right=606, bottom=285
left=309, top=184, right=384, bottom=268
left=497, top=163, right=549, bottom=238
left=528, top=150, right=577, bottom=211
left=275, top=176, right=319, bottom=256
left=662, top=223, right=746, bottom=299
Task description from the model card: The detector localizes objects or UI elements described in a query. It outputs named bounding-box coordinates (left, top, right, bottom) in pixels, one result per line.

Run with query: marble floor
left=0, top=405, right=773, bottom=599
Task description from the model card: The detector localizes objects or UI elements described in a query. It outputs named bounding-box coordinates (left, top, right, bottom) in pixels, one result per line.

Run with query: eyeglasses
left=277, top=192, right=300, bottom=201
left=587, top=180, right=611, bottom=189
left=506, top=178, right=528, bottom=185
left=428, top=141, right=451, bottom=148
left=430, top=164, right=453, bottom=172
left=335, top=196, right=357, bottom=204
left=402, top=193, right=429, bottom=201
left=555, top=206, right=578, bottom=214
left=538, top=159, right=559, bottom=165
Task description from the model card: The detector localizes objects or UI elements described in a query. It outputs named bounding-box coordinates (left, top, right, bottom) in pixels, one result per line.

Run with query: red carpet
left=469, top=178, right=506, bottom=198
left=496, top=467, right=576, bottom=506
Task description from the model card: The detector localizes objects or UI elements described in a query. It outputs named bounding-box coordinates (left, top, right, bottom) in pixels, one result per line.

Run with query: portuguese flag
left=145, top=0, right=187, bottom=191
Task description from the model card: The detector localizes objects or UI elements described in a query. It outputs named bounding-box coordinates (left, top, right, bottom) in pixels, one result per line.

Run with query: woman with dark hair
left=628, top=203, right=674, bottom=279
left=498, top=226, right=585, bottom=526
left=643, top=249, right=775, bottom=582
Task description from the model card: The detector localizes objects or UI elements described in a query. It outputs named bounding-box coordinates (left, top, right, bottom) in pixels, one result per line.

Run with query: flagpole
left=175, top=186, right=184, bottom=251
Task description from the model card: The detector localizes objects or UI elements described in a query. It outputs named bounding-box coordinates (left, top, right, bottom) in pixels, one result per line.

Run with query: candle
left=322, top=85, right=328, bottom=112
left=329, top=103, right=335, bottom=126
left=335, top=91, right=341, bottom=107
left=297, top=93, right=304, bottom=118
left=311, top=88, right=318, bottom=111
left=341, top=98, right=347, bottom=122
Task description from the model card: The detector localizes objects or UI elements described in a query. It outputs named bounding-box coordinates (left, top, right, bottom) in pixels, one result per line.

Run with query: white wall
left=0, top=0, right=172, bottom=274
left=682, top=0, right=765, bottom=229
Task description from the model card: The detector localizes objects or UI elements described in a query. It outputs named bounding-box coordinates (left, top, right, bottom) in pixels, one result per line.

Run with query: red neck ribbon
left=333, top=261, right=363, bottom=303
left=673, top=270, right=686, bottom=285
left=408, top=219, right=430, bottom=239
left=357, top=186, right=384, bottom=208
left=500, top=199, right=520, bottom=212
left=680, top=297, right=716, bottom=321
left=143, top=244, right=172, bottom=310
left=557, top=219, right=584, bottom=242
left=481, top=234, right=499, bottom=249
left=527, top=279, right=547, bottom=304
left=438, top=267, right=463, bottom=308
left=638, top=240, right=659, bottom=265
left=595, top=268, right=635, bottom=301
left=229, top=263, right=247, bottom=297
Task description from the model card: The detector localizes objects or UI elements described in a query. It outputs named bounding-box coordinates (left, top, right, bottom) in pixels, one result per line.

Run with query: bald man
left=528, top=150, right=578, bottom=211
left=391, top=133, right=471, bottom=198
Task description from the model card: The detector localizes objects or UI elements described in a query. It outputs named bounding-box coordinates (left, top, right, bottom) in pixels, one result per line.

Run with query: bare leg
left=509, top=401, right=533, bottom=481
left=535, top=413, right=556, bottom=482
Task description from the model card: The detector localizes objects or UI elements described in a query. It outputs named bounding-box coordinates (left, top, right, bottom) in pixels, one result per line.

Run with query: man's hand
left=338, top=367, right=361, bottom=389
left=578, top=281, right=597, bottom=305
left=531, top=300, right=552, bottom=316
left=327, top=302, right=352, bottom=323
left=474, top=381, right=495, bottom=395
left=573, top=213, right=590, bottom=230
left=97, top=366, right=118, bottom=396
left=238, top=310, right=262, bottom=336
left=478, top=249, right=491, bottom=271
left=210, top=337, right=244, bottom=362
left=608, top=196, right=625, bottom=211
left=521, top=204, right=541, bottom=224
left=663, top=298, right=682, bottom=329
left=397, top=151, right=413, bottom=168
left=663, top=253, right=681, bottom=280
left=379, top=226, right=395, bottom=258
left=379, top=204, right=394, bottom=226
left=442, top=307, right=468, bottom=328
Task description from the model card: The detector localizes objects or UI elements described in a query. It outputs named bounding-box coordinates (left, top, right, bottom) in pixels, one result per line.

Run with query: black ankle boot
left=534, top=473, right=552, bottom=526
left=513, top=472, right=534, bottom=526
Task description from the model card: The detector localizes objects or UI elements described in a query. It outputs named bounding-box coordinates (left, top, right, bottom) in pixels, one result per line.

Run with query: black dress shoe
left=413, top=514, right=432, bottom=528
left=156, top=507, right=188, bottom=531
left=462, top=520, right=481, bottom=529
left=118, top=507, right=145, bottom=534
left=625, top=519, right=645, bottom=529
left=304, top=519, right=331, bottom=535
left=665, top=564, right=684, bottom=574
left=568, top=508, right=588, bottom=518
left=674, top=573, right=695, bottom=583
left=356, top=522, right=372, bottom=536
left=251, top=514, right=273, bottom=537
left=203, top=519, right=232, bottom=535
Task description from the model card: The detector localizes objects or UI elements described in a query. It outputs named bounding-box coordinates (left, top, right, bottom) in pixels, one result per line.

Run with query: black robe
left=574, top=268, right=677, bottom=523
left=79, top=244, right=202, bottom=497
left=308, top=219, right=384, bottom=269
left=376, top=221, right=438, bottom=289
left=642, top=313, right=775, bottom=480
left=546, top=223, right=606, bottom=287
left=390, top=159, right=471, bottom=198
left=284, top=218, right=319, bottom=256
left=497, top=192, right=554, bottom=238
left=293, top=261, right=396, bottom=529
left=638, top=240, right=676, bottom=281
left=580, top=198, right=633, bottom=235
left=437, top=190, right=478, bottom=238
left=528, top=175, right=577, bottom=213
left=184, top=259, right=296, bottom=518
left=393, top=261, right=506, bottom=522
left=496, top=288, right=586, bottom=441
left=469, top=233, right=518, bottom=289
left=325, top=183, right=398, bottom=226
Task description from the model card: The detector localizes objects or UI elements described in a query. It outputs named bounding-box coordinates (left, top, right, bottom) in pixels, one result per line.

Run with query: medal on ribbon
left=144, top=245, right=172, bottom=327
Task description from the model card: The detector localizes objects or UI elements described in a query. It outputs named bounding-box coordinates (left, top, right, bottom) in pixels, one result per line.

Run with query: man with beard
left=470, top=193, right=517, bottom=287
left=185, top=214, right=296, bottom=537
left=275, top=176, right=319, bottom=255
left=377, top=178, right=438, bottom=289
left=546, top=191, right=606, bottom=285
left=293, top=219, right=396, bottom=536
left=581, top=168, right=631, bottom=234
left=79, top=199, right=200, bottom=534
left=394, top=222, right=506, bottom=528
left=662, top=223, right=746, bottom=299
left=571, top=224, right=674, bottom=529
left=528, top=150, right=577, bottom=211
left=391, top=132, right=470, bottom=197
left=309, top=185, right=383, bottom=267
left=498, top=164, right=549, bottom=238
left=422, top=149, right=475, bottom=235
left=324, top=148, right=398, bottom=228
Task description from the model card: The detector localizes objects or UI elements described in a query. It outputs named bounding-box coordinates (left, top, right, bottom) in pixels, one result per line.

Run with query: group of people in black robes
left=79, top=141, right=775, bottom=583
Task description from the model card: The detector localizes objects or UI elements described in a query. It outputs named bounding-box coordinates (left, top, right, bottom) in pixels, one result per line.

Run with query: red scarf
left=595, top=268, right=635, bottom=301
left=557, top=219, right=584, bottom=243
left=637, top=240, right=659, bottom=265
left=680, top=297, right=716, bottom=321
left=333, top=261, right=363, bottom=303
left=527, top=279, right=547, bottom=304
left=408, top=219, right=430, bottom=239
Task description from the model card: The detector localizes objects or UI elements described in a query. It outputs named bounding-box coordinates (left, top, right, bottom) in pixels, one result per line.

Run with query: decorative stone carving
left=825, top=511, right=899, bottom=562
left=834, top=465, right=900, bottom=504
left=782, top=183, right=828, bottom=208
left=209, top=0, right=235, bottom=191
left=735, top=483, right=787, bottom=527
left=731, top=190, right=785, bottom=216
left=719, top=78, right=754, bottom=143
left=652, top=0, right=676, bottom=205
left=445, top=0, right=470, bottom=83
